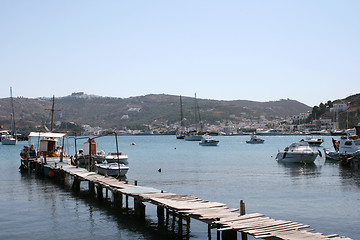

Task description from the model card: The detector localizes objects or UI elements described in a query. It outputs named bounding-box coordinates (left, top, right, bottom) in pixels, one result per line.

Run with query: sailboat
left=176, top=95, right=186, bottom=139
left=1, top=87, right=17, bottom=145
left=184, top=93, right=203, bottom=141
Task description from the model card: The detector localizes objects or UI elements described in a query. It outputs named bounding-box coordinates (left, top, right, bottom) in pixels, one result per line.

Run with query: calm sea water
left=0, top=135, right=359, bottom=239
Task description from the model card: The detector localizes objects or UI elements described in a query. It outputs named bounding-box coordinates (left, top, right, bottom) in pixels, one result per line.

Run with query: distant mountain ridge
left=0, top=93, right=311, bottom=133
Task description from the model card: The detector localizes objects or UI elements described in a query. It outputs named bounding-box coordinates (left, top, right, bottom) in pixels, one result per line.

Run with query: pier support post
left=157, top=205, right=165, bottom=231
left=72, top=177, right=80, bottom=192
left=89, top=181, right=95, bottom=196
left=134, top=197, right=146, bottom=220
left=97, top=184, right=103, bottom=200
left=172, top=211, right=176, bottom=232
left=113, top=191, right=123, bottom=210
left=186, top=216, right=191, bottom=237
left=240, top=200, right=247, bottom=240
left=178, top=213, right=183, bottom=236
left=126, top=195, right=129, bottom=212
left=208, top=224, right=212, bottom=240
left=222, top=230, right=237, bottom=240
left=165, top=208, right=169, bottom=228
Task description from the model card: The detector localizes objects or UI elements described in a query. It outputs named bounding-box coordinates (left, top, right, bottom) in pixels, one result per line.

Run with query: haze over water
left=0, top=135, right=359, bottom=239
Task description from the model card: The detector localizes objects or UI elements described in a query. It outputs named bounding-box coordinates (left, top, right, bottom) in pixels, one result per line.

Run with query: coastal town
left=76, top=102, right=352, bottom=137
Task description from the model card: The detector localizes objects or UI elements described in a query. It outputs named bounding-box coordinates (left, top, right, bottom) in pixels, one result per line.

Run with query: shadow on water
left=19, top=170, right=192, bottom=240
left=277, top=162, right=321, bottom=178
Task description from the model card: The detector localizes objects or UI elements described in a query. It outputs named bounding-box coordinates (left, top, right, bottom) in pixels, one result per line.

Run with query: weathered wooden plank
left=249, top=222, right=306, bottom=235
left=214, top=213, right=265, bottom=224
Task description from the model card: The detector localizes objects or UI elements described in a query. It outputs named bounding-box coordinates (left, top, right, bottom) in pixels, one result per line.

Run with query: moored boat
left=276, top=141, right=319, bottom=163
left=185, top=131, right=203, bottom=141
left=246, top=135, right=264, bottom=144
left=95, top=162, right=129, bottom=177
left=1, top=134, right=17, bottom=145
left=199, top=136, right=219, bottom=146
left=326, top=126, right=360, bottom=162
left=300, top=137, right=324, bottom=146
left=2, top=87, right=17, bottom=145
left=104, top=151, right=128, bottom=164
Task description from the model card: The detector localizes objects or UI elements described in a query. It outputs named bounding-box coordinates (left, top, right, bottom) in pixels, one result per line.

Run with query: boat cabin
left=29, top=132, right=66, bottom=157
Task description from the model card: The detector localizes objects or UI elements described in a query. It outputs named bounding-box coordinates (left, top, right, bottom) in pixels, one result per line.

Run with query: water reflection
left=19, top=171, right=190, bottom=240
left=277, top=162, right=321, bottom=178
left=339, top=164, right=360, bottom=189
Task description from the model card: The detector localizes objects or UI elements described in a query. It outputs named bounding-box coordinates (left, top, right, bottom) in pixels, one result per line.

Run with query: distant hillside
left=0, top=93, right=311, bottom=133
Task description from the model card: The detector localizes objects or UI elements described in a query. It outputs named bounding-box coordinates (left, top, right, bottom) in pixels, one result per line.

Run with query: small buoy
left=158, top=168, right=162, bottom=173
left=131, top=142, right=136, bottom=145
left=174, top=147, right=176, bottom=150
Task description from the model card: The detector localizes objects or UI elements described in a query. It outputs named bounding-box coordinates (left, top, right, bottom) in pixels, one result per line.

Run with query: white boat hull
left=104, top=154, right=128, bottom=165
left=199, top=141, right=219, bottom=146
left=276, top=151, right=318, bottom=163
left=246, top=140, right=264, bottom=144
left=1, top=137, right=17, bottom=145
left=95, top=164, right=129, bottom=177
left=184, top=135, right=203, bottom=141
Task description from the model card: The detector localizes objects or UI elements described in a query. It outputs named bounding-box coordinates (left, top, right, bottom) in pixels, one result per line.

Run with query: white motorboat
left=300, top=137, right=324, bottom=146
left=199, top=136, right=219, bottom=146
left=276, top=141, right=319, bottom=163
left=246, top=135, right=264, bottom=144
left=105, top=152, right=128, bottom=163
left=95, top=162, right=129, bottom=177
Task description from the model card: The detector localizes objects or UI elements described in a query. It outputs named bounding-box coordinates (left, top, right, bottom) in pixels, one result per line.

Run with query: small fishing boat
left=95, top=162, right=129, bottom=177
left=326, top=126, right=360, bottom=162
left=300, top=137, right=324, bottom=146
left=276, top=141, right=319, bottom=163
left=199, top=136, right=219, bottom=146
left=246, top=135, right=264, bottom=144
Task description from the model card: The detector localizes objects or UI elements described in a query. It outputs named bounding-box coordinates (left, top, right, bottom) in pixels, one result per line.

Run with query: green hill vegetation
left=0, top=93, right=311, bottom=134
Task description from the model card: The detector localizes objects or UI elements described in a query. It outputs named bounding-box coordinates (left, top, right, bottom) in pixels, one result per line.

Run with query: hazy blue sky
left=1, top=1, right=359, bottom=106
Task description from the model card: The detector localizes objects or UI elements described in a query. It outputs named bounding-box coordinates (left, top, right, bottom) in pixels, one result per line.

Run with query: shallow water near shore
left=0, top=135, right=359, bottom=239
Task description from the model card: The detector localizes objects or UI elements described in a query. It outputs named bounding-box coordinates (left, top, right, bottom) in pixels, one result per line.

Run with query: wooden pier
left=23, top=158, right=352, bottom=240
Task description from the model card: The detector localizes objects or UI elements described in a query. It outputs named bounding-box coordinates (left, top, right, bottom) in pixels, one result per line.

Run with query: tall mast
left=50, top=95, right=55, bottom=132
left=180, top=95, right=184, bottom=127
left=194, top=93, right=198, bottom=132
left=10, top=87, right=16, bottom=136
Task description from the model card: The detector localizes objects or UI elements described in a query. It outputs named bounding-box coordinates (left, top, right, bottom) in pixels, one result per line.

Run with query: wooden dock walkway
left=26, top=158, right=352, bottom=240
